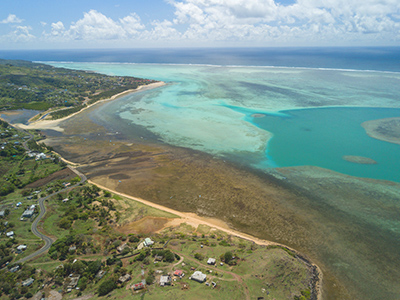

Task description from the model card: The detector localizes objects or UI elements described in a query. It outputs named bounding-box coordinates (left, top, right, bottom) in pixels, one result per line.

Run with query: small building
left=117, top=243, right=128, bottom=253
left=69, top=246, right=76, bottom=252
left=0, top=210, right=5, bottom=217
left=118, top=274, right=131, bottom=284
left=173, top=270, right=184, bottom=277
left=144, top=238, right=154, bottom=247
left=66, top=275, right=80, bottom=292
left=9, top=265, right=20, bottom=273
left=17, top=245, right=27, bottom=251
left=6, top=231, right=14, bottom=238
left=133, top=282, right=145, bottom=290
left=154, top=255, right=163, bottom=261
left=190, top=271, right=207, bottom=283
left=207, top=258, right=216, bottom=265
left=62, top=198, right=69, bottom=203
left=21, top=208, right=35, bottom=218
left=16, top=202, right=22, bottom=207
left=35, top=153, right=47, bottom=160
left=159, top=275, right=171, bottom=286
left=96, top=270, right=106, bottom=279
left=22, top=278, right=34, bottom=287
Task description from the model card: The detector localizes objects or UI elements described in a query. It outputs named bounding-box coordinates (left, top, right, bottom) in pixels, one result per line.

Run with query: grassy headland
left=0, top=59, right=156, bottom=120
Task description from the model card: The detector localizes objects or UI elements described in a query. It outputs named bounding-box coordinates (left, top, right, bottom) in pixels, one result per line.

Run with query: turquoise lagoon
left=50, top=62, right=400, bottom=182
left=44, top=61, right=400, bottom=299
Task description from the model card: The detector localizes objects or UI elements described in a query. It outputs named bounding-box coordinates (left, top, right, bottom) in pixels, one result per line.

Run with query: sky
left=0, top=0, right=399, bottom=49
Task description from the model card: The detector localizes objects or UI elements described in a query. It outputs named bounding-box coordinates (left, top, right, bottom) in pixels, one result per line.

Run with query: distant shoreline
left=13, top=81, right=166, bottom=132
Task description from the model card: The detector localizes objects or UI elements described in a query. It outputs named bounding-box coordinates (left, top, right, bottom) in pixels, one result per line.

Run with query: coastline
left=46, top=141, right=323, bottom=300
left=4, top=76, right=324, bottom=298
left=13, top=81, right=166, bottom=132
left=90, top=178, right=323, bottom=299
left=361, top=117, right=400, bottom=145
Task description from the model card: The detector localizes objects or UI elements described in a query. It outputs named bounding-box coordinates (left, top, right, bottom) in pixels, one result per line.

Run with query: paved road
left=15, top=167, right=86, bottom=264
left=12, top=125, right=87, bottom=264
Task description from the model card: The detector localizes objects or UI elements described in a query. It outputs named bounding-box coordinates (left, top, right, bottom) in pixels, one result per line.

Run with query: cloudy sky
left=1, top=0, right=399, bottom=49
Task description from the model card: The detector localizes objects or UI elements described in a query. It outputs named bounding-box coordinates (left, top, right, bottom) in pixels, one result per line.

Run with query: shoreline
left=12, top=81, right=166, bottom=132
left=49, top=142, right=323, bottom=299
left=361, top=117, right=400, bottom=145
left=87, top=178, right=323, bottom=300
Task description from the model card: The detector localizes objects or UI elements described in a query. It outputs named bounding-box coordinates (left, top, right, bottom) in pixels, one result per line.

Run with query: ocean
left=1, top=47, right=400, bottom=299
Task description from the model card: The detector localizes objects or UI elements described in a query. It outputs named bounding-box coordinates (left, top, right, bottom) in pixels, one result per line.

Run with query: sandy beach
left=362, top=117, right=400, bottom=145
left=13, top=81, right=166, bottom=132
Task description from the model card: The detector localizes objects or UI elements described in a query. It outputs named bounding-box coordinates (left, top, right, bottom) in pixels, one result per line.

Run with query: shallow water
left=45, top=61, right=400, bottom=299
left=50, top=62, right=400, bottom=181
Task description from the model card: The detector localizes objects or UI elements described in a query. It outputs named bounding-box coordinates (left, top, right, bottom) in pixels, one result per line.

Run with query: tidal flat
left=40, top=102, right=400, bottom=300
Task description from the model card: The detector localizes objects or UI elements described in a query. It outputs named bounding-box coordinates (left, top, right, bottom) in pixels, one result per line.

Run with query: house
left=6, top=231, right=14, bottom=238
left=66, top=276, right=80, bottom=292
left=9, top=265, right=20, bottom=273
left=117, top=243, right=128, bottom=253
left=35, top=153, right=47, bottom=160
left=22, top=278, right=34, bottom=287
left=173, top=270, right=184, bottom=277
left=144, top=238, right=154, bottom=247
left=154, top=255, right=163, bottom=261
left=133, top=282, right=145, bottom=290
left=96, top=270, right=106, bottom=279
left=190, top=271, right=207, bottom=283
left=0, top=210, right=5, bottom=217
left=207, top=258, right=216, bottom=265
left=118, top=274, right=131, bottom=283
left=17, top=245, right=27, bottom=251
left=159, top=275, right=171, bottom=286
left=21, top=207, right=35, bottom=218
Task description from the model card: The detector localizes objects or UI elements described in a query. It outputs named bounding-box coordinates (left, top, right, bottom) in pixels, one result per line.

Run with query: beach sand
left=13, top=81, right=166, bottom=132
left=362, top=117, right=400, bottom=145
left=11, top=82, right=400, bottom=300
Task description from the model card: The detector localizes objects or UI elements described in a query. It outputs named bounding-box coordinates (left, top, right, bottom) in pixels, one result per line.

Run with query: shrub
left=98, top=279, right=116, bottom=296
left=194, top=253, right=203, bottom=261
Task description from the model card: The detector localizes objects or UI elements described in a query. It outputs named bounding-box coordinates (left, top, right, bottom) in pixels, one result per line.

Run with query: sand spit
left=362, top=117, right=400, bottom=145
left=13, top=81, right=166, bottom=132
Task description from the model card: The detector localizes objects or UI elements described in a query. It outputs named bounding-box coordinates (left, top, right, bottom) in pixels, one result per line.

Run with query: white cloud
left=68, top=10, right=124, bottom=40
left=119, top=13, right=145, bottom=35
left=169, top=0, right=400, bottom=44
left=51, top=21, right=65, bottom=36
left=2, top=25, right=35, bottom=43
left=29, top=1, right=400, bottom=47
left=1, top=14, right=23, bottom=24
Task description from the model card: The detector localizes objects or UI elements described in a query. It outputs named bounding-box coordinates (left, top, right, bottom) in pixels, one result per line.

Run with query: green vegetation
left=0, top=59, right=156, bottom=118
left=0, top=120, right=317, bottom=300
left=0, top=124, right=64, bottom=197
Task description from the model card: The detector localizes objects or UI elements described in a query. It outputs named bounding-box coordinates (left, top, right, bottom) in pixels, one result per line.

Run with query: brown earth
left=40, top=112, right=400, bottom=300
left=117, top=216, right=170, bottom=235
left=24, top=167, right=76, bottom=189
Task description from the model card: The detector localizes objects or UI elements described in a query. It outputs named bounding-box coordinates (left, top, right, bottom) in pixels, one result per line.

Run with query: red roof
left=134, top=282, right=145, bottom=290
left=174, top=270, right=183, bottom=276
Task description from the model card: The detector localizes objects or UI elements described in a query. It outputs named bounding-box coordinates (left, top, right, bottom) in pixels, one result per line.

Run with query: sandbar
left=342, top=155, right=377, bottom=165
left=362, top=117, right=400, bottom=145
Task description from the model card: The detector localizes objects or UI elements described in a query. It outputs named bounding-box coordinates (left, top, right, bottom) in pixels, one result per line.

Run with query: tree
left=98, top=279, right=116, bottom=296
left=164, top=250, right=175, bottom=263
left=224, top=251, right=233, bottom=264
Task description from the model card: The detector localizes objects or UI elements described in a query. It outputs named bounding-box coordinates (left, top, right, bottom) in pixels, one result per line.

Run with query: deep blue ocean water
left=1, top=47, right=400, bottom=71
